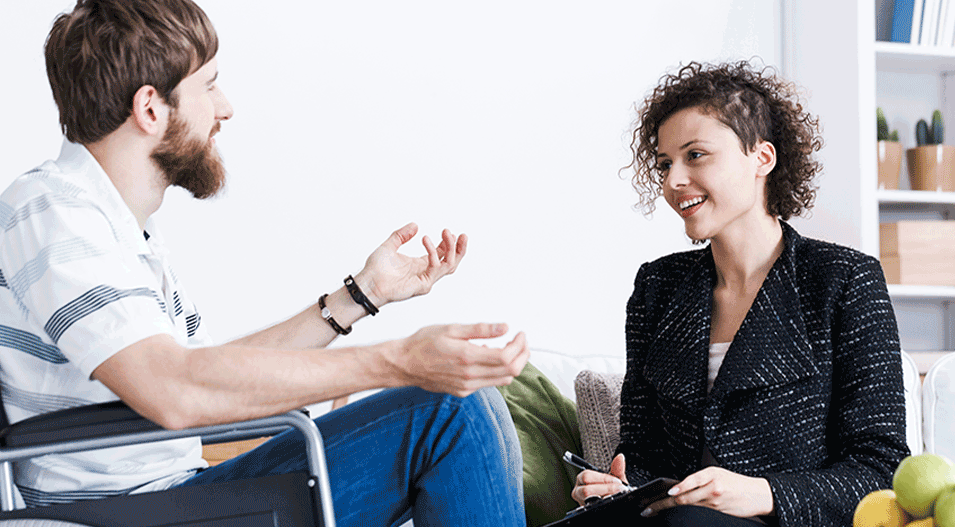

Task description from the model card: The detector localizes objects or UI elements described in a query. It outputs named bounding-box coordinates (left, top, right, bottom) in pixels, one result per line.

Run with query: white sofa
left=923, top=352, right=955, bottom=461
left=385, top=347, right=946, bottom=527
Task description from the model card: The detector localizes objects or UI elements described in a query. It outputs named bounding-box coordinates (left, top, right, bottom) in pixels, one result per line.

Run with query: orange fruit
left=854, top=489, right=911, bottom=527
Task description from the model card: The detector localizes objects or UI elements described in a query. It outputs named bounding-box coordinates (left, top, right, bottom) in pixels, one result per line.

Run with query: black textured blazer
left=616, top=222, right=909, bottom=527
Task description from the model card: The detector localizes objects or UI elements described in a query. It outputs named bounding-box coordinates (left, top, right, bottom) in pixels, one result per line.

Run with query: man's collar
left=55, top=139, right=151, bottom=255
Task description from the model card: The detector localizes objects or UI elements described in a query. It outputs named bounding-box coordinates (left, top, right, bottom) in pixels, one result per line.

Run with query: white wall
left=782, top=0, right=877, bottom=253
left=0, top=1, right=779, bottom=363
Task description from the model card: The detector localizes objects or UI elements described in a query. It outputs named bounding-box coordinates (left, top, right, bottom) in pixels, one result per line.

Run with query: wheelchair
left=0, top=400, right=335, bottom=526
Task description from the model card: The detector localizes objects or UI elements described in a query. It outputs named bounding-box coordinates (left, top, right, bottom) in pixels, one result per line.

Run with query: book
left=933, top=0, right=951, bottom=45
left=922, top=0, right=941, bottom=45
left=937, top=0, right=948, bottom=45
left=940, top=0, right=955, bottom=45
left=892, top=0, right=916, bottom=42
left=912, top=0, right=927, bottom=43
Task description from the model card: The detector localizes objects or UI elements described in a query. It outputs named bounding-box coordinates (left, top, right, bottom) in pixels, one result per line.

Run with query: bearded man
left=0, top=1, right=528, bottom=525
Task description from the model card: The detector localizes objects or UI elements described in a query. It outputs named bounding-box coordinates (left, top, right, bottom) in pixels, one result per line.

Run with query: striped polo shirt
left=0, top=140, right=211, bottom=507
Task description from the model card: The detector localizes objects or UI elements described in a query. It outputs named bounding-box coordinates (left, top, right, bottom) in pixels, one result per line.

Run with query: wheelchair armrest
left=0, top=401, right=301, bottom=449
left=0, top=401, right=160, bottom=448
left=0, top=406, right=334, bottom=525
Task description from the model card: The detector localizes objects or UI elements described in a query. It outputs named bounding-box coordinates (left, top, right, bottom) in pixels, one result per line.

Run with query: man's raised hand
left=354, top=223, right=467, bottom=308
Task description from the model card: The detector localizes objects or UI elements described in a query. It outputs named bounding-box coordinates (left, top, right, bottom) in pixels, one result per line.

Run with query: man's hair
left=45, top=0, right=218, bottom=144
left=624, top=60, right=824, bottom=220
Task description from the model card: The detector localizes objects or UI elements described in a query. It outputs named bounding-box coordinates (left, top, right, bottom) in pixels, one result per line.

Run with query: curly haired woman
left=571, top=61, right=909, bottom=526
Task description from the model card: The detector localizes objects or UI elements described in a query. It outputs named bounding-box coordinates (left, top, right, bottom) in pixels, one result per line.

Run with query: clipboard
left=543, top=477, right=679, bottom=526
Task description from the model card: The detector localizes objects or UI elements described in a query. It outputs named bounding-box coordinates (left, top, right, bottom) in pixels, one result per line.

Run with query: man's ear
left=754, top=140, right=777, bottom=178
left=130, top=85, right=168, bottom=136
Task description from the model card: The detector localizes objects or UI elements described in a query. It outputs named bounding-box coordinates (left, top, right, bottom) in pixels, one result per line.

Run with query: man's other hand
left=386, top=323, right=529, bottom=397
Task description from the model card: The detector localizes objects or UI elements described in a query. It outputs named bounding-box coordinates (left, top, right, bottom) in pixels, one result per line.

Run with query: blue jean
left=175, top=386, right=525, bottom=527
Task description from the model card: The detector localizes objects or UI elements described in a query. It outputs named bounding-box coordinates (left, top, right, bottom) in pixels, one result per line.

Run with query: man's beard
left=150, top=111, right=226, bottom=200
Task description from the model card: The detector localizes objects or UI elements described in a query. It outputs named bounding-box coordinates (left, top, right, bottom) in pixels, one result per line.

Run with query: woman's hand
left=641, top=466, right=774, bottom=518
left=354, top=223, right=467, bottom=308
left=571, top=454, right=629, bottom=506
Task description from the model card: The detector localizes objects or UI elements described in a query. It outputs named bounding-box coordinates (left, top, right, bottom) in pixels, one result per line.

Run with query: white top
left=0, top=140, right=211, bottom=507
left=706, top=342, right=732, bottom=394
left=704, top=341, right=766, bottom=523
left=702, top=342, right=731, bottom=468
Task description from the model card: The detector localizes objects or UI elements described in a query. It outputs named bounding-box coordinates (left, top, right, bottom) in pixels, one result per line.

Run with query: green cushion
left=498, top=363, right=582, bottom=527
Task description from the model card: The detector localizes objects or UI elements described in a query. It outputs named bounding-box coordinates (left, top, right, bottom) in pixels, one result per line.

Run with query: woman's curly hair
left=624, top=60, right=823, bottom=220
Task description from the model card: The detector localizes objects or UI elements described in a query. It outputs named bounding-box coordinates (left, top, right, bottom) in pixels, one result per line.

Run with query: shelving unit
left=875, top=31, right=955, bottom=372
left=782, top=1, right=952, bottom=373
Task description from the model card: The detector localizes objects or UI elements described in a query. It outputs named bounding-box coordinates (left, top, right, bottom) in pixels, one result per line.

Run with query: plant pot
left=907, top=144, right=955, bottom=192
left=878, top=141, right=903, bottom=189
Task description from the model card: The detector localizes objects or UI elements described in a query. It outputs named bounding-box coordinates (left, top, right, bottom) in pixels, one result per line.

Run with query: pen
left=562, top=451, right=598, bottom=472
left=562, top=451, right=637, bottom=492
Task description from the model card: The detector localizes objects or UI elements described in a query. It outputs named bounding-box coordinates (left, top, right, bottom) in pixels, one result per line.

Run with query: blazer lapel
left=710, top=223, right=820, bottom=399
left=643, top=250, right=714, bottom=414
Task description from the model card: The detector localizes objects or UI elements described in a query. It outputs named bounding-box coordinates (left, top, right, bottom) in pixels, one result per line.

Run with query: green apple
left=937, top=486, right=955, bottom=527
left=892, top=453, right=955, bottom=518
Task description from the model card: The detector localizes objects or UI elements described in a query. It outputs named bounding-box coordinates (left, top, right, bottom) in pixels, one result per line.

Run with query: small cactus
left=878, top=108, right=890, bottom=141
left=915, top=110, right=945, bottom=146
left=933, top=109, right=945, bottom=144
left=917, top=119, right=931, bottom=146
left=877, top=107, right=900, bottom=142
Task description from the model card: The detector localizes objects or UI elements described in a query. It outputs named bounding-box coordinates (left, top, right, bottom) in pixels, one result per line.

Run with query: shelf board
left=888, top=284, right=955, bottom=299
left=878, top=189, right=955, bottom=204
left=876, top=41, right=955, bottom=73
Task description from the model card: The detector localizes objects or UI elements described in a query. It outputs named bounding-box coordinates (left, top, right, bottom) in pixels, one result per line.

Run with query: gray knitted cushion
left=573, top=370, right=624, bottom=473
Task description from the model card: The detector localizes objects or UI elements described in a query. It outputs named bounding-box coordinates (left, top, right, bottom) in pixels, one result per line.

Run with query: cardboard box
left=880, top=255, right=955, bottom=286
left=880, top=221, right=955, bottom=285
left=880, top=221, right=955, bottom=256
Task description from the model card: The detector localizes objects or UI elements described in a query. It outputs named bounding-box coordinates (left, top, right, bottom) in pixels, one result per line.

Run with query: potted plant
left=907, top=110, right=955, bottom=192
left=878, top=108, right=902, bottom=190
